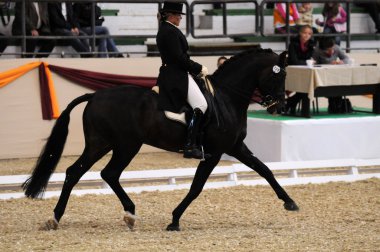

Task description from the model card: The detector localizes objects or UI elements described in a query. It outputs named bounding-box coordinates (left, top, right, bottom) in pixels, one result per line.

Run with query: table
left=285, top=64, right=380, bottom=117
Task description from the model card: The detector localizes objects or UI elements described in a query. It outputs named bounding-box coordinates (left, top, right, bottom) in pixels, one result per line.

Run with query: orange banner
left=0, top=62, right=41, bottom=88
left=43, top=62, right=60, bottom=118
left=0, top=61, right=60, bottom=119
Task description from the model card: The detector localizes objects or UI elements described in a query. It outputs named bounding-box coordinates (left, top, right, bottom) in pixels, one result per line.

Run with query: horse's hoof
left=39, top=218, right=58, bottom=231
left=284, top=201, right=299, bottom=211
left=123, top=211, right=137, bottom=230
left=166, top=223, right=181, bottom=231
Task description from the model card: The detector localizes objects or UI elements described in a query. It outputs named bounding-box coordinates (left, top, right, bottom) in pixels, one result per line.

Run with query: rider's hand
left=200, top=66, right=209, bottom=77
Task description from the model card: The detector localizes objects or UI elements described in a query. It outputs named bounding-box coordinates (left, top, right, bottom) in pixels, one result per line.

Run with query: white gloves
left=200, top=65, right=209, bottom=77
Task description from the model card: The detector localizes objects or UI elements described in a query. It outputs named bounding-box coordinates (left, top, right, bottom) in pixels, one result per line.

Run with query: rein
left=251, top=92, right=279, bottom=108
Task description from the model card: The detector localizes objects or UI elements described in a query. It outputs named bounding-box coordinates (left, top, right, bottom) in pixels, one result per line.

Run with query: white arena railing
left=0, top=158, right=379, bottom=200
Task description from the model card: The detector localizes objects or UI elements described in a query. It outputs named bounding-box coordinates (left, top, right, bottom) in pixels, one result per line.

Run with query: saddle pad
left=152, top=86, right=186, bottom=125
left=164, top=111, right=186, bottom=125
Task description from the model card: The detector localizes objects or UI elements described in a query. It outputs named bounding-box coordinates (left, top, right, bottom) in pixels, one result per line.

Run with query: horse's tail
left=22, top=93, right=94, bottom=198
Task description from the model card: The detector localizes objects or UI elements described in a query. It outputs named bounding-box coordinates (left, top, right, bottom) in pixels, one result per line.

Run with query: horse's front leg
left=228, top=142, right=299, bottom=211
left=167, top=154, right=221, bottom=231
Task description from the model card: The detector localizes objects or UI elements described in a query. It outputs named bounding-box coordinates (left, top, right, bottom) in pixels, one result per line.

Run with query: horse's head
left=211, top=49, right=287, bottom=114
left=256, top=51, right=287, bottom=114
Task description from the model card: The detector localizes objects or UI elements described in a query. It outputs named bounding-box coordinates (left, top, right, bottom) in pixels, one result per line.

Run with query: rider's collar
left=165, top=21, right=179, bottom=28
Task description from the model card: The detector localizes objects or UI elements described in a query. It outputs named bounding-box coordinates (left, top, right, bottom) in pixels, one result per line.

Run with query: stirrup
left=200, top=145, right=212, bottom=160
left=183, top=145, right=209, bottom=161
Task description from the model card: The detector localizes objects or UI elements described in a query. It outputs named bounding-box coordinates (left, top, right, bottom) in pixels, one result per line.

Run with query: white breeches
left=187, top=74, right=208, bottom=113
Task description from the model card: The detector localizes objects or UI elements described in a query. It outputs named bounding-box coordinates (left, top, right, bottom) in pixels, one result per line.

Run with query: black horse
left=23, top=48, right=298, bottom=231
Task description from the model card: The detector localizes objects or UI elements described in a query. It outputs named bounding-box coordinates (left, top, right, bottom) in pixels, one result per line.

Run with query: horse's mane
left=212, top=48, right=275, bottom=77
left=208, top=48, right=278, bottom=115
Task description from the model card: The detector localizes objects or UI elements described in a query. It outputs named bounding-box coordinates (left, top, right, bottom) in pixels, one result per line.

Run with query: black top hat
left=160, top=2, right=185, bottom=15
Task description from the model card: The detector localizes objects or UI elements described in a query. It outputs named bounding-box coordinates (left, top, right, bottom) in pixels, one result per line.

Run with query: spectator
left=312, top=37, right=351, bottom=113
left=315, top=2, right=347, bottom=45
left=355, top=1, right=380, bottom=34
left=0, top=0, right=12, bottom=55
left=273, top=2, right=300, bottom=34
left=12, top=1, right=55, bottom=58
left=73, top=2, right=122, bottom=58
left=217, top=56, right=227, bottom=68
left=286, top=25, right=316, bottom=115
left=48, top=2, right=91, bottom=58
left=312, top=37, right=348, bottom=65
left=296, top=3, right=319, bottom=34
left=0, top=34, right=7, bottom=54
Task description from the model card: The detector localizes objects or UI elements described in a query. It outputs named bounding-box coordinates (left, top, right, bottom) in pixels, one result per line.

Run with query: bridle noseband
left=254, top=94, right=279, bottom=109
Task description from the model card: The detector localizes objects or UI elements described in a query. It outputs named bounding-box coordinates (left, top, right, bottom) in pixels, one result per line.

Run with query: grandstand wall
left=0, top=56, right=218, bottom=159
left=1, top=52, right=379, bottom=159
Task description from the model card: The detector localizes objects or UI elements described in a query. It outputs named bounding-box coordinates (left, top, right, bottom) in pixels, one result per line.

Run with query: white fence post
left=289, top=169, right=298, bottom=178
left=168, top=177, right=176, bottom=185
left=227, top=172, right=238, bottom=182
left=349, top=166, right=359, bottom=175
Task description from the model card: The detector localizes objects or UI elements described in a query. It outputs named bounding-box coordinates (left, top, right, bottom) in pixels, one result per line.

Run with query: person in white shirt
left=48, top=2, right=91, bottom=57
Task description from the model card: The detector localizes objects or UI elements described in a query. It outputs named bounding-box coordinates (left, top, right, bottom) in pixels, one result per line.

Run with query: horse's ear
left=278, top=51, right=288, bottom=68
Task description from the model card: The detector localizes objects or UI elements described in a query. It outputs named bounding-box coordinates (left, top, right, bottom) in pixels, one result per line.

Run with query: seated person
left=12, top=1, right=55, bottom=58
left=73, top=2, right=122, bottom=58
left=273, top=2, right=300, bottom=34
left=312, top=37, right=348, bottom=65
left=0, top=33, right=7, bottom=54
left=286, top=24, right=316, bottom=115
left=217, top=56, right=227, bottom=68
left=312, top=38, right=351, bottom=113
left=296, top=3, right=319, bottom=34
left=0, top=2, right=11, bottom=55
left=48, top=2, right=91, bottom=58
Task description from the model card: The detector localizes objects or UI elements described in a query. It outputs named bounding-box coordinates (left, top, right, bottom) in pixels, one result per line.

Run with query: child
left=273, top=2, right=300, bottom=34
left=296, top=3, right=318, bottom=34
left=312, top=37, right=348, bottom=65
left=315, top=2, right=347, bottom=45
left=312, top=38, right=352, bottom=113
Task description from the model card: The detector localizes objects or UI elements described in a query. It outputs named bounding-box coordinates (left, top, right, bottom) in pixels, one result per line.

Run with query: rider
left=156, top=2, right=209, bottom=159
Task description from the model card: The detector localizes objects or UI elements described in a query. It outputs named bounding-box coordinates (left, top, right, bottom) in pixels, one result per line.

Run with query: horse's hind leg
left=100, top=144, right=142, bottom=230
left=41, top=147, right=108, bottom=230
left=227, top=142, right=299, bottom=211
left=167, top=154, right=222, bottom=231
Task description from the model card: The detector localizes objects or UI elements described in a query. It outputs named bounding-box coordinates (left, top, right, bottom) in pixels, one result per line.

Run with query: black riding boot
left=183, top=108, right=205, bottom=159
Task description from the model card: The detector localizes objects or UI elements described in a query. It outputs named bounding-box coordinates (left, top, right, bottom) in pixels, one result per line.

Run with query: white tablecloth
left=285, top=65, right=380, bottom=99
